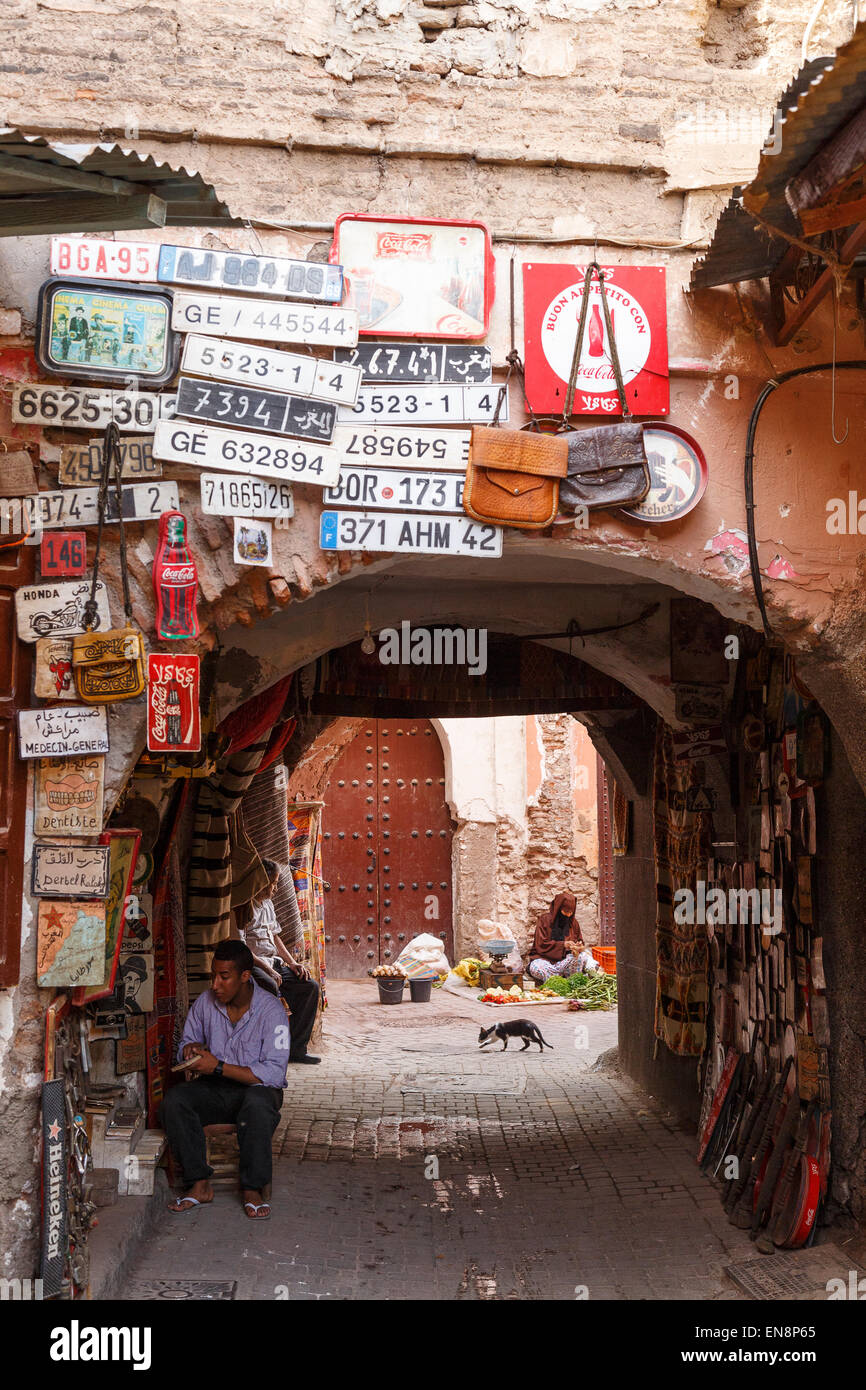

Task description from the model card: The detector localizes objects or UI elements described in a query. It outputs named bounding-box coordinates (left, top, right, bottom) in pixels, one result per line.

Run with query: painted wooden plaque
left=15, top=579, right=111, bottom=643
left=32, top=842, right=111, bottom=898
left=73, top=828, right=141, bottom=1005
left=18, top=705, right=109, bottom=759
left=147, top=652, right=201, bottom=753
left=34, top=756, right=105, bottom=837
left=34, top=637, right=75, bottom=700
left=37, top=899, right=106, bottom=988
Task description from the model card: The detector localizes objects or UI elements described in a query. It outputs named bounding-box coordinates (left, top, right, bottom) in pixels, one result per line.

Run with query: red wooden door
left=0, top=539, right=33, bottom=986
left=321, top=719, right=453, bottom=978
left=596, top=754, right=616, bottom=947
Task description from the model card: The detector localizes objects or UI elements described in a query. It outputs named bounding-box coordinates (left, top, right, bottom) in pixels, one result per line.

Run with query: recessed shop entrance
left=320, top=718, right=453, bottom=977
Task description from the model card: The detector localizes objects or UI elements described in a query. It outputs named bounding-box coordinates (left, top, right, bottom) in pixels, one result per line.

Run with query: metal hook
left=831, top=281, right=849, bottom=444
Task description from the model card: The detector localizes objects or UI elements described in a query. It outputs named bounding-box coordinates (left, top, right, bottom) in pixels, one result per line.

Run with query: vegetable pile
left=371, top=964, right=407, bottom=979
left=542, top=972, right=617, bottom=1009
left=477, top=984, right=559, bottom=1004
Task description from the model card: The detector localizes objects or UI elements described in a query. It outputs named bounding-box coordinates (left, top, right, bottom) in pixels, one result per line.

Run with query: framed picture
left=72, top=828, right=141, bottom=1006
left=36, top=277, right=179, bottom=388
left=330, top=214, right=494, bottom=339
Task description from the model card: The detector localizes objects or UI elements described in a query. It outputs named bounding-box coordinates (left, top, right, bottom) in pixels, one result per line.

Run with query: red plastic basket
left=594, top=947, right=616, bottom=975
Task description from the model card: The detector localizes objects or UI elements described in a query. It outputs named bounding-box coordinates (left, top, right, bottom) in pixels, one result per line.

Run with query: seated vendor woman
left=527, top=892, right=584, bottom=982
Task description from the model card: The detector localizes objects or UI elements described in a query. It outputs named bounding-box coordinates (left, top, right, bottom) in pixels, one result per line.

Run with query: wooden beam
left=787, top=103, right=866, bottom=219
left=0, top=192, right=167, bottom=237
left=774, top=219, right=866, bottom=346
left=799, top=192, right=866, bottom=237
left=0, top=150, right=148, bottom=198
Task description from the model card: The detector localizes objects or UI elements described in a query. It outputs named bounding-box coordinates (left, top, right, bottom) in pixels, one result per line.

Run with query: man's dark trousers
left=161, top=1077, right=282, bottom=1190
left=274, top=964, right=320, bottom=1060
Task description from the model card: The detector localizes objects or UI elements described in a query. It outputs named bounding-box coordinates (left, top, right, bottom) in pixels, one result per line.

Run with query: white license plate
left=331, top=425, right=470, bottom=471
left=158, top=244, right=343, bottom=303
left=338, top=383, right=507, bottom=424
left=171, top=293, right=359, bottom=347
left=59, top=436, right=159, bottom=486
left=319, top=509, right=502, bottom=557
left=12, top=385, right=176, bottom=432
left=153, top=420, right=340, bottom=487
left=15, top=579, right=112, bottom=643
left=325, top=468, right=464, bottom=513
left=199, top=473, right=294, bottom=518
left=50, top=236, right=160, bottom=282
left=181, top=334, right=361, bottom=406
left=26, top=481, right=179, bottom=530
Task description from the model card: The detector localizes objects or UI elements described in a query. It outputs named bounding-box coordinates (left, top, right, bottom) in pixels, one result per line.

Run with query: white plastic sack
left=392, top=932, right=450, bottom=978
left=476, top=918, right=523, bottom=974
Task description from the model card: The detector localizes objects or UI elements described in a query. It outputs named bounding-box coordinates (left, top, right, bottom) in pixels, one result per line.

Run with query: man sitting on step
left=162, top=939, right=289, bottom=1221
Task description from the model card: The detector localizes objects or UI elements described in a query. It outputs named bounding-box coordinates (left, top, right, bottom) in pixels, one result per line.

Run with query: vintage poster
left=37, top=898, right=106, bottom=988
left=34, top=755, right=105, bottom=837
left=116, top=1014, right=147, bottom=1074
left=522, top=263, right=669, bottom=417
left=147, top=653, right=201, bottom=753
left=233, top=517, right=273, bottom=567
left=34, top=637, right=74, bottom=700
left=121, top=891, right=154, bottom=952
left=15, top=579, right=111, bottom=644
left=118, top=950, right=155, bottom=1014
left=18, top=705, right=109, bottom=760
left=72, top=829, right=141, bottom=1006
left=36, top=279, right=178, bottom=386
left=31, top=843, right=110, bottom=898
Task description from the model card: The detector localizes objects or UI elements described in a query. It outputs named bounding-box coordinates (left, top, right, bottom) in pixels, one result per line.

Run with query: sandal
left=243, top=1201, right=271, bottom=1220
left=168, top=1193, right=212, bottom=1215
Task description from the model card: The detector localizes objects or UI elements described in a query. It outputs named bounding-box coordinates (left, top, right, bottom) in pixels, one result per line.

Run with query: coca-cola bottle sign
left=153, top=510, right=199, bottom=640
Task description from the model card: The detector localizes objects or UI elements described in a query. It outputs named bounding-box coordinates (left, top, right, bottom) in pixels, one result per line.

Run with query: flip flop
left=243, top=1201, right=271, bottom=1221
left=168, top=1194, right=212, bottom=1215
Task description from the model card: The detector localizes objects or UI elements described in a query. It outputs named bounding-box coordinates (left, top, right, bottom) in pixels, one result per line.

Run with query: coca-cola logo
left=162, top=565, right=195, bottom=584
left=376, top=231, right=432, bottom=260
left=541, top=275, right=651, bottom=397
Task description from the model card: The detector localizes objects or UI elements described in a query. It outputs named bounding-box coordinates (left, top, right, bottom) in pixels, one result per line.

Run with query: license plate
left=338, top=383, right=507, bottom=424
left=319, top=509, right=502, bottom=557
left=199, top=472, right=294, bottom=518
left=334, top=343, right=492, bottom=384
left=50, top=236, right=160, bottom=282
left=59, top=436, right=160, bottom=486
left=12, top=385, right=176, bottom=432
left=158, top=244, right=343, bottom=302
left=171, top=293, right=359, bottom=347
left=153, top=420, right=340, bottom=487
left=324, top=467, right=464, bottom=513
left=331, top=426, right=470, bottom=471
left=175, top=376, right=336, bottom=441
left=181, top=333, right=361, bottom=406
left=26, top=481, right=180, bottom=530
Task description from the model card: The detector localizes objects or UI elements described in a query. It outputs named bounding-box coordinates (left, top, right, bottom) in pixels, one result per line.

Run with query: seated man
left=162, top=938, right=289, bottom=1221
left=236, top=857, right=321, bottom=1065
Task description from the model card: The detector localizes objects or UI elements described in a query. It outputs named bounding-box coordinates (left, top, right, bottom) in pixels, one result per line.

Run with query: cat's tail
left=536, top=1031, right=553, bottom=1048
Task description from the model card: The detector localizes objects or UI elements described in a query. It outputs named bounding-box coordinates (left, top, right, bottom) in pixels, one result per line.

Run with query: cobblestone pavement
left=119, top=980, right=756, bottom=1300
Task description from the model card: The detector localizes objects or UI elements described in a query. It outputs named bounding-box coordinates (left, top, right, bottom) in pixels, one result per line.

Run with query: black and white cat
left=478, top=1019, right=553, bottom=1052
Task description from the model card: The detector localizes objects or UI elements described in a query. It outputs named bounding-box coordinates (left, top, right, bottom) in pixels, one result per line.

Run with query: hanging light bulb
left=361, top=621, right=376, bottom=656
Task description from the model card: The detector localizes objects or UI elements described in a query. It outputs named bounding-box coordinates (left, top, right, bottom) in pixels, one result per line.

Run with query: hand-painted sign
left=12, top=384, right=177, bottom=431
left=73, top=828, right=141, bottom=1005
left=319, top=509, right=503, bottom=558
left=158, top=244, right=344, bottom=302
left=34, top=636, right=75, bottom=700
left=37, top=898, right=106, bottom=987
left=40, top=531, right=86, bottom=579
left=171, top=292, right=359, bottom=347
left=339, top=383, right=506, bottom=425
left=674, top=683, right=726, bottom=724
left=199, top=473, right=293, bottom=518
left=50, top=236, right=160, bottom=282
left=334, top=343, right=492, bottom=384
left=18, top=705, right=109, bottom=759
left=175, top=376, right=336, bottom=441
left=522, top=263, right=669, bottom=417
left=147, top=652, right=201, bottom=753
left=59, top=435, right=160, bottom=486
left=25, top=481, right=179, bottom=531
left=153, top=420, right=340, bottom=486
left=671, top=725, right=727, bottom=763
left=15, top=579, right=111, bottom=643
left=36, top=278, right=179, bottom=387
left=122, top=891, right=154, bottom=951
left=332, top=425, right=470, bottom=472
left=34, top=755, right=105, bottom=837
left=32, top=842, right=111, bottom=898
left=233, top=517, right=273, bottom=567
left=118, top=950, right=155, bottom=1014
left=324, top=467, right=464, bottom=513
left=181, top=333, right=361, bottom=406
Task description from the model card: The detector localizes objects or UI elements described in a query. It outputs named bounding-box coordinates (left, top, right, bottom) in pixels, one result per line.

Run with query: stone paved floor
left=118, top=980, right=757, bottom=1300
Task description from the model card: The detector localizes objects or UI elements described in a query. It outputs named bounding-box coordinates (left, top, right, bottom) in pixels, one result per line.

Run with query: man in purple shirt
left=162, top=939, right=289, bottom=1220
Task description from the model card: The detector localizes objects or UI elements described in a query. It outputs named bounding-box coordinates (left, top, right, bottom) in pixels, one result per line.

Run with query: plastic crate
left=594, top=947, right=616, bottom=975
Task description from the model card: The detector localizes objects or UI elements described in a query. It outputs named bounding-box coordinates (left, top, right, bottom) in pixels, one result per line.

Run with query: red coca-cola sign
left=522, top=263, right=669, bottom=417
left=152, top=510, right=199, bottom=640
left=147, top=652, right=201, bottom=753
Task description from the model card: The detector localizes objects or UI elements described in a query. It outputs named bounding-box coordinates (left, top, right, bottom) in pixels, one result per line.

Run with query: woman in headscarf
left=527, top=891, right=585, bottom=983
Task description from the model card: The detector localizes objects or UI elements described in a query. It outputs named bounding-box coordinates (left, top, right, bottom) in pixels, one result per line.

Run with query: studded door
left=321, top=719, right=454, bottom=977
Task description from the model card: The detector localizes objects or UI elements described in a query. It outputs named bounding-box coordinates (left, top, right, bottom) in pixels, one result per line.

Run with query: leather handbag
left=463, top=422, right=567, bottom=530
left=556, top=262, right=651, bottom=514
left=72, top=423, right=146, bottom=704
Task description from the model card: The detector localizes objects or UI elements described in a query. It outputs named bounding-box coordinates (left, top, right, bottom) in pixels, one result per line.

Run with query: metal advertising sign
left=181, top=333, right=362, bottom=406
left=175, top=376, right=336, bottom=441
left=18, top=705, right=109, bottom=759
left=199, top=473, right=293, bottom=518
left=334, top=342, right=492, bottom=384
left=25, top=481, right=179, bottom=531
left=234, top=517, right=273, bottom=567
left=171, top=292, right=359, bottom=348
left=332, top=425, right=470, bottom=471
left=331, top=214, right=494, bottom=339
left=36, top=278, right=179, bottom=387
left=147, top=652, right=201, bottom=753
left=12, top=384, right=177, bottom=431
left=40, top=1077, right=67, bottom=1298
left=152, top=420, right=340, bottom=486
left=15, top=578, right=111, bottom=642
left=40, top=531, right=86, bottom=579
left=319, top=509, right=503, bottom=558
left=50, top=236, right=160, bottom=282
left=34, top=756, right=105, bottom=837
left=619, top=425, right=708, bottom=524
left=324, top=467, right=464, bottom=513
left=59, top=435, right=160, bottom=486
left=32, top=843, right=111, bottom=898
left=157, top=244, right=344, bottom=303
left=522, top=263, right=669, bottom=417
left=671, top=725, right=727, bottom=763
left=34, top=636, right=75, bottom=700
left=37, top=898, right=107, bottom=987
left=339, top=383, right=507, bottom=425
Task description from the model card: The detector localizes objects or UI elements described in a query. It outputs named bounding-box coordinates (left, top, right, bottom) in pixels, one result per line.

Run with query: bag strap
left=491, top=259, right=545, bottom=433
left=560, top=261, right=631, bottom=428
left=83, top=422, right=134, bottom=631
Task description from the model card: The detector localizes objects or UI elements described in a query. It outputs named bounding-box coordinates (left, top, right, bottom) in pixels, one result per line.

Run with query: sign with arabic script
left=32, top=842, right=111, bottom=898
left=18, top=705, right=109, bottom=760
left=147, top=653, right=200, bottom=753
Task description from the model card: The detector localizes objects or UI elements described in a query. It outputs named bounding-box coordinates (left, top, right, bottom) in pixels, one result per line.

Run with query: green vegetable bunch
left=544, top=971, right=617, bottom=1008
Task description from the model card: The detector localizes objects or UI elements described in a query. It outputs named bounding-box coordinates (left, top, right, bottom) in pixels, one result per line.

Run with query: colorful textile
left=653, top=721, right=712, bottom=1056
left=146, top=840, right=187, bottom=1127
left=286, top=802, right=327, bottom=1009
left=528, top=954, right=582, bottom=982
left=218, top=675, right=292, bottom=755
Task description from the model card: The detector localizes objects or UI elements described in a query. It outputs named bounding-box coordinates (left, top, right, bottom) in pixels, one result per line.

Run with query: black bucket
left=409, top=978, right=433, bottom=1003
left=377, top=977, right=405, bottom=1005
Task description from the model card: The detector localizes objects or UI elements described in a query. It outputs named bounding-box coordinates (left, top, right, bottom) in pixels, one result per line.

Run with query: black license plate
left=175, top=376, right=336, bottom=442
